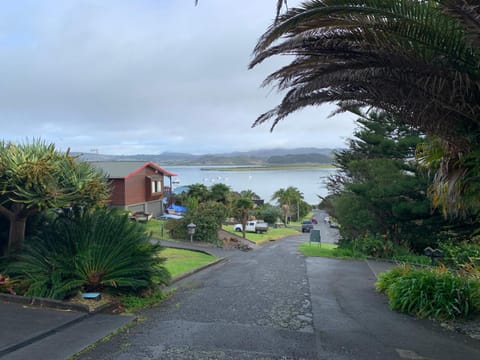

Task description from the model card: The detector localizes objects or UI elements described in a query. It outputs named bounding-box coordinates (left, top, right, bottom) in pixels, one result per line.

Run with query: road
left=76, top=212, right=480, bottom=359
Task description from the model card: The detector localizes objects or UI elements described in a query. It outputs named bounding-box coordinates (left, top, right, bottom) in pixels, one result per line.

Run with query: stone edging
left=169, top=257, right=227, bottom=285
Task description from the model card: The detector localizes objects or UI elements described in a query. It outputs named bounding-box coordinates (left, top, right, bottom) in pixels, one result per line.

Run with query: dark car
left=301, top=220, right=314, bottom=233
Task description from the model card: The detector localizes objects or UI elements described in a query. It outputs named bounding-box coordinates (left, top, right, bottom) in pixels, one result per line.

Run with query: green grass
left=298, top=242, right=366, bottom=259
left=223, top=225, right=299, bottom=244
left=142, top=219, right=173, bottom=240
left=161, top=248, right=217, bottom=277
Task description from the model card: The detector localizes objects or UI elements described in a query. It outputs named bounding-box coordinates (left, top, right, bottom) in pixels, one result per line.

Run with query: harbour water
left=166, top=166, right=336, bottom=205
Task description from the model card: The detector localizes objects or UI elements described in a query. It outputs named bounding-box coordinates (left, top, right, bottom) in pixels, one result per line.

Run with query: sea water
left=166, top=166, right=336, bottom=205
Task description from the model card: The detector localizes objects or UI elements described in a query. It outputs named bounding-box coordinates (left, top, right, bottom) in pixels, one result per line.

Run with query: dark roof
left=90, top=161, right=177, bottom=179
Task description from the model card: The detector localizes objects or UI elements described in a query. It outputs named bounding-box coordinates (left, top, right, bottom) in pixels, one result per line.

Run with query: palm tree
left=234, top=197, right=255, bottom=238
left=271, top=186, right=304, bottom=223
left=240, top=189, right=261, bottom=201
left=250, top=0, right=480, bottom=215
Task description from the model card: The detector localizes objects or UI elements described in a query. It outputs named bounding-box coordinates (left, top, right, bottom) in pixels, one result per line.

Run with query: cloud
left=0, top=0, right=356, bottom=155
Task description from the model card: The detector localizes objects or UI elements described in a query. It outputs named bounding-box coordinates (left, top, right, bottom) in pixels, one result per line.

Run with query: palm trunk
left=0, top=204, right=31, bottom=255
left=8, top=217, right=27, bottom=252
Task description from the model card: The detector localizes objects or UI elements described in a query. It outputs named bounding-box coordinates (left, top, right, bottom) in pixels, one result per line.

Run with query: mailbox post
left=187, top=223, right=196, bottom=243
left=424, top=246, right=442, bottom=266
left=310, top=229, right=321, bottom=246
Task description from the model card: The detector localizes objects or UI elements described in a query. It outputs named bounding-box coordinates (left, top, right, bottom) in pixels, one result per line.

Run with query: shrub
left=375, top=264, right=411, bottom=293
left=377, top=266, right=480, bottom=320
left=7, top=208, right=170, bottom=300
left=439, top=241, right=480, bottom=269
left=340, top=234, right=398, bottom=258
left=258, top=205, right=282, bottom=225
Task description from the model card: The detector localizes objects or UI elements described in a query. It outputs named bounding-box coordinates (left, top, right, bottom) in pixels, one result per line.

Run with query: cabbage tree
left=0, top=140, right=109, bottom=254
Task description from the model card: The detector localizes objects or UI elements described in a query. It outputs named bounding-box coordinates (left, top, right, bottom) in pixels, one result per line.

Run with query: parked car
left=324, top=216, right=331, bottom=224
left=311, top=216, right=318, bottom=224
left=234, top=220, right=269, bottom=233
left=301, top=220, right=314, bottom=233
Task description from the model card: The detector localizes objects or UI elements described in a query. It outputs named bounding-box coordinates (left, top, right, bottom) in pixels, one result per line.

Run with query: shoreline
left=200, top=164, right=335, bottom=171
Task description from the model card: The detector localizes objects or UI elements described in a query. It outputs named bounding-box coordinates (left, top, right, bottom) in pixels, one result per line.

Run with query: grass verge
left=141, top=218, right=176, bottom=240
left=162, top=247, right=217, bottom=277
left=298, top=242, right=366, bottom=259
left=223, top=225, right=299, bottom=244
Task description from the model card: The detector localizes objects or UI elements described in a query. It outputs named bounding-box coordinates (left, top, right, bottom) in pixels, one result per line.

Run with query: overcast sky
left=1, top=0, right=357, bottom=155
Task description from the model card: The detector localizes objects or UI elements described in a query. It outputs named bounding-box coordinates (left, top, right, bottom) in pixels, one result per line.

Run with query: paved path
left=75, top=229, right=480, bottom=359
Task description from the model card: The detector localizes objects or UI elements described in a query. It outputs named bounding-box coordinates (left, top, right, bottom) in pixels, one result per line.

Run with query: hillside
left=74, top=148, right=335, bottom=165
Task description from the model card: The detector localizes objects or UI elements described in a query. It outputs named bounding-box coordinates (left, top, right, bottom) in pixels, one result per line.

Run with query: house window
left=151, top=179, right=162, bottom=194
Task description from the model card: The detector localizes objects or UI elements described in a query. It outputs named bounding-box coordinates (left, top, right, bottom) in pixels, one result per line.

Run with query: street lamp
left=187, top=223, right=196, bottom=243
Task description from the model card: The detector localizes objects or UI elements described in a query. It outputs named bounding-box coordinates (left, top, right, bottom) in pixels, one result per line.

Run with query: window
left=151, top=179, right=163, bottom=194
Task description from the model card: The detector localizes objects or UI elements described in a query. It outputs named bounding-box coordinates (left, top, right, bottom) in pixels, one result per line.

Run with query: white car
left=324, top=216, right=330, bottom=224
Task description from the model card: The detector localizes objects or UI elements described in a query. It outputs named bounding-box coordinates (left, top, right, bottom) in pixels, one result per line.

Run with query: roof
left=90, top=161, right=177, bottom=179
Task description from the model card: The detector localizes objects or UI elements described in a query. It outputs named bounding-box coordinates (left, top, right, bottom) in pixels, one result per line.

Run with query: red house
left=91, top=161, right=177, bottom=218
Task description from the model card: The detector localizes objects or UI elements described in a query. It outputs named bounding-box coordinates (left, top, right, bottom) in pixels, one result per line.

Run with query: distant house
left=90, top=161, right=177, bottom=218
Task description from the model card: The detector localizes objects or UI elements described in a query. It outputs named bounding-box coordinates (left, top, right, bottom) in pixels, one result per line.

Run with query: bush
left=258, top=205, right=282, bottom=225
left=340, top=234, right=398, bottom=258
left=377, top=266, right=480, bottom=320
left=7, top=208, right=170, bottom=300
left=439, top=241, right=480, bottom=269
left=375, top=264, right=411, bottom=293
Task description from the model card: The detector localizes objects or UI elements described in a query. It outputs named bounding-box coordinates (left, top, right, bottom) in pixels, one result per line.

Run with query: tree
left=0, top=140, right=109, bottom=254
left=185, top=201, right=226, bottom=244
left=185, top=183, right=210, bottom=203
left=327, top=111, right=457, bottom=250
left=234, top=197, right=255, bottom=239
left=271, top=186, right=304, bottom=223
left=249, top=0, right=480, bottom=215
left=210, top=183, right=231, bottom=204
left=240, top=189, right=260, bottom=201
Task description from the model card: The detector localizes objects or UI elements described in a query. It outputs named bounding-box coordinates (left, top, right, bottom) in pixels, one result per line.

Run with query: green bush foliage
left=258, top=204, right=282, bottom=225
left=167, top=201, right=225, bottom=245
left=7, top=208, right=170, bottom=300
left=439, top=242, right=480, bottom=269
left=375, top=264, right=411, bottom=293
left=377, top=266, right=480, bottom=320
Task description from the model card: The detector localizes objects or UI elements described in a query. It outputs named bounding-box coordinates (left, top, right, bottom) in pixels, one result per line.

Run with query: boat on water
left=172, top=177, right=180, bottom=184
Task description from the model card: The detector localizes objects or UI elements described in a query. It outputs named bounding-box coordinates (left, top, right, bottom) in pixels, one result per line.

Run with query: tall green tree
left=0, top=140, right=109, bottom=254
left=328, top=112, right=455, bottom=250
left=250, top=0, right=480, bottom=215
left=271, top=186, right=304, bottom=223
left=210, top=183, right=231, bottom=204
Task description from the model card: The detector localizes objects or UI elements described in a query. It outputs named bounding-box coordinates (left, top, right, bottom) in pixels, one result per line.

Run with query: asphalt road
left=75, top=216, right=480, bottom=360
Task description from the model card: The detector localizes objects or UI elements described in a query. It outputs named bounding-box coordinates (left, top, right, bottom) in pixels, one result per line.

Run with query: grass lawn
left=223, top=225, right=299, bottom=244
left=298, top=242, right=365, bottom=259
left=161, top=247, right=217, bottom=277
left=142, top=219, right=174, bottom=240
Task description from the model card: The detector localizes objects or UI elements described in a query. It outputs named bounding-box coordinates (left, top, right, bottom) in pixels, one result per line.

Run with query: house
left=90, top=161, right=177, bottom=218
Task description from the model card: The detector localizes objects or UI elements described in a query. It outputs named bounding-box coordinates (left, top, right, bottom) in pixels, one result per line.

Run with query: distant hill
left=267, top=153, right=332, bottom=165
left=73, top=147, right=336, bottom=165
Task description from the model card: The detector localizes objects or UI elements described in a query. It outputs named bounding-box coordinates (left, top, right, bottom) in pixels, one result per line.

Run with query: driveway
left=75, top=229, right=480, bottom=359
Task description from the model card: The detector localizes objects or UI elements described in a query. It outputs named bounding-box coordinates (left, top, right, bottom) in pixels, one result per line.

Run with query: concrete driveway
left=74, top=228, right=480, bottom=359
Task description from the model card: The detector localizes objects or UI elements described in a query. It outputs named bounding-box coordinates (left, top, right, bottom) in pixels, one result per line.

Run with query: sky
left=0, top=0, right=357, bottom=155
